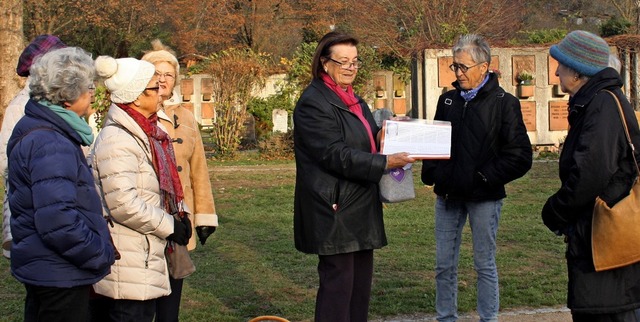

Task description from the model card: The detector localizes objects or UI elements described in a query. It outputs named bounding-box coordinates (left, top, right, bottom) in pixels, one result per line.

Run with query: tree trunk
left=0, top=0, right=24, bottom=128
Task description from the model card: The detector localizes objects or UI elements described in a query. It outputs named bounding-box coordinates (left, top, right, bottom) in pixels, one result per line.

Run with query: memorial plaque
left=201, top=78, right=213, bottom=101
left=393, top=98, right=407, bottom=115
left=549, top=101, right=569, bottom=131
left=272, top=109, right=288, bottom=133
left=181, top=78, right=194, bottom=101
left=548, top=56, right=560, bottom=85
left=512, top=55, right=536, bottom=86
left=520, top=101, right=537, bottom=131
left=201, top=102, right=215, bottom=119
left=438, top=57, right=455, bottom=88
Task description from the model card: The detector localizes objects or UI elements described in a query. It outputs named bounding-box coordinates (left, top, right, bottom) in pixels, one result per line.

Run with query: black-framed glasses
left=144, top=86, right=160, bottom=92
left=154, top=71, right=175, bottom=80
left=327, top=57, right=362, bottom=69
left=449, top=62, right=484, bottom=73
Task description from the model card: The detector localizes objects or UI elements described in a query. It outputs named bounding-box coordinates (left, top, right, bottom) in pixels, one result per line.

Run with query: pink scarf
left=321, top=73, right=377, bottom=153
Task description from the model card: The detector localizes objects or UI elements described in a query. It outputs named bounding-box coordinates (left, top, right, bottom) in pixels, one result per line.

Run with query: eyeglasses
left=88, top=84, right=96, bottom=92
left=327, top=57, right=362, bottom=69
left=449, top=62, right=484, bottom=73
left=144, top=86, right=160, bottom=92
left=155, top=72, right=175, bottom=80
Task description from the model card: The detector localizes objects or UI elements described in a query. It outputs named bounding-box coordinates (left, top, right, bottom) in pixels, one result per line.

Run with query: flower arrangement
left=517, top=70, right=534, bottom=85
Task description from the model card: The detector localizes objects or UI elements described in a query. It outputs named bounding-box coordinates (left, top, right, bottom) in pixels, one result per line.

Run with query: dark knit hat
left=549, top=30, right=609, bottom=77
left=16, top=35, right=66, bottom=77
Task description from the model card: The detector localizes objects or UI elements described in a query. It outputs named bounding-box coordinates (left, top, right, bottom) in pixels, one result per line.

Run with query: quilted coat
left=7, top=99, right=115, bottom=287
left=157, top=95, right=218, bottom=251
left=90, top=104, right=174, bottom=300
left=542, top=68, right=640, bottom=313
left=293, top=78, right=388, bottom=255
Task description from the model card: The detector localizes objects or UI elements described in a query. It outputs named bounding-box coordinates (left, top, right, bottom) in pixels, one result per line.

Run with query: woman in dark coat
left=293, top=31, right=414, bottom=322
left=542, top=30, right=640, bottom=322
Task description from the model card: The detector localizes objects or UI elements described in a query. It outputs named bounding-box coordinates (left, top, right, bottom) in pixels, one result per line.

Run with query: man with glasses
left=421, top=34, right=532, bottom=322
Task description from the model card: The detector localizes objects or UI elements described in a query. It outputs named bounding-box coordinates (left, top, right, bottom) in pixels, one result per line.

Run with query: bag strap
left=603, top=89, right=640, bottom=176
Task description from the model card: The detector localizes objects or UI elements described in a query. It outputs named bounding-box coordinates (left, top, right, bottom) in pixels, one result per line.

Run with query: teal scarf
left=39, top=100, right=94, bottom=146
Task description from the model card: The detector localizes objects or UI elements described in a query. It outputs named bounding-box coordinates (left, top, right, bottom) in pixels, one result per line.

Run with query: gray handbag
left=379, top=164, right=415, bottom=203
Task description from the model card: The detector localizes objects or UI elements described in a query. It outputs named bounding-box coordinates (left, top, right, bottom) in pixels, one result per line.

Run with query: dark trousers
left=572, top=310, right=638, bottom=322
left=315, top=250, right=374, bottom=322
left=24, top=284, right=91, bottom=322
left=155, top=276, right=184, bottom=322
left=89, top=295, right=156, bottom=322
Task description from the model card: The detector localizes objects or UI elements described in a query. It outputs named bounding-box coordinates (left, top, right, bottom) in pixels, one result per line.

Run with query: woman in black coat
left=542, top=30, right=640, bottom=322
left=293, top=32, right=414, bottom=322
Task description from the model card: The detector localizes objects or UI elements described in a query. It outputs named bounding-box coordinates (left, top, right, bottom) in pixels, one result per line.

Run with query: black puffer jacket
left=293, top=79, right=387, bottom=255
left=542, top=68, right=640, bottom=314
left=421, top=73, right=532, bottom=201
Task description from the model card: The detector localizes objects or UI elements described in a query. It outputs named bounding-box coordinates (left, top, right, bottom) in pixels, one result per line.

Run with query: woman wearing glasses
left=142, top=41, right=218, bottom=322
left=421, top=34, right=532, bottom=322
left=90, top=56, right=191, bottom=322
left=293, top=31, right=414, bottom=322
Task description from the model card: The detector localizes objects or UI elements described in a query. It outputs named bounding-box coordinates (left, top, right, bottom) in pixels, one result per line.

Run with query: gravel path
left=372, top=306, right=571, bottom=321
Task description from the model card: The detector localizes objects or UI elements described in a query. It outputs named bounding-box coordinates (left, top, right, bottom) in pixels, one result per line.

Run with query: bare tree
left=0, top=0, right=24, bottom=125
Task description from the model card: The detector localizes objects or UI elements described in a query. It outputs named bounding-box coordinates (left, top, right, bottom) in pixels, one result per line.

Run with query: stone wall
left=416, top=47, right=571, bottom=146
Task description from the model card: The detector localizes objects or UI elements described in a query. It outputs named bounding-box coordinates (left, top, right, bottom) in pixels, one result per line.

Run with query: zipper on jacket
left=332, top=182, right=340, bottom=212
left=462, top=101, right=468, bottom=119
left=144, top=236, right=150, bottom=269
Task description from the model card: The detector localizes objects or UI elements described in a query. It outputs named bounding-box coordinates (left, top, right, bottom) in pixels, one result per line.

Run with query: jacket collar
left=310, top=78, right=358, bottom=112
left=570, top=67, right=622, bottom=108
left=452, top=72, right=500, bottom=101
left=23, top=99, right=82, bottom=145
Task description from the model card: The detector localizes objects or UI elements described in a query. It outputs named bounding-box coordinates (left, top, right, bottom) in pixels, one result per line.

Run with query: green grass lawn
left=0, top=160, right=567, bottom=321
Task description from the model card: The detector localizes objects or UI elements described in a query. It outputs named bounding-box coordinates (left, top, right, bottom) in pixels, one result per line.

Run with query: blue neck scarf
left=460, top=74, right=490, bottom=102
left=39, top=100, right=94, bottom=146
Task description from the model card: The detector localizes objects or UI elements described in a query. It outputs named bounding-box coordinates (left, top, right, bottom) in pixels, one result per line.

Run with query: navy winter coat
left=7, top=99, right=115, bottom=287
left=293, top=79, right=387, bottom=255
left=542, top=68, right=640, bottom=313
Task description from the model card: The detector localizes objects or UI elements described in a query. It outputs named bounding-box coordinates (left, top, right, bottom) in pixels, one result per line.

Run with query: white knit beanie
left=95, top=56, right=155, bottom=103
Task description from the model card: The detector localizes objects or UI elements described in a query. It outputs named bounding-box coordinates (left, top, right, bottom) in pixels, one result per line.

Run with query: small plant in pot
left=517, top=70, right=534, bottom=85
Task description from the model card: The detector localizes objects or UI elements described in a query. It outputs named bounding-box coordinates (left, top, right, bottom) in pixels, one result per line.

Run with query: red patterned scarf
left=117, top=103, right=184, bottom=213
left=320, top=73, right=377, bottom=153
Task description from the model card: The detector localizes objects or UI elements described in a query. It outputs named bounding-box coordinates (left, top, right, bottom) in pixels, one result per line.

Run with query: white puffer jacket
left=90, top=104, right=174, bottom=300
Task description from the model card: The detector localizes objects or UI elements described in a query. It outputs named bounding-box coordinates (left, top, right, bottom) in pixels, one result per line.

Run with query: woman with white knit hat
left=542, top=30, right=640, bottom=321
left=142, top=40, right=218, bottom=322
left=90, top=56, right=192, bottom=322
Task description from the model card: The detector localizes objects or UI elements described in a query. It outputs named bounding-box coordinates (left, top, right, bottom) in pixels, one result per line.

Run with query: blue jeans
left=434, top=196, right=502, bottom=322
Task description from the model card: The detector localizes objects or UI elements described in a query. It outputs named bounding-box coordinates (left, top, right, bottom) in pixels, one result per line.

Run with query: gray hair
left=452, top=34, right=491, bottom=65
left=29, top=47, right=95, bottom=106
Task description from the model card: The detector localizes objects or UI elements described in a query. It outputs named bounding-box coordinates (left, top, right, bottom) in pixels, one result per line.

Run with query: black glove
left=167, top=216, right=190, bottom=246
left=181, top=214, right=193, bottom=240
left=196, top=226, right=216, bottom=245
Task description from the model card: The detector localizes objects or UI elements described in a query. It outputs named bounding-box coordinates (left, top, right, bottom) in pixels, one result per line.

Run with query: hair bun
left=95, top=56, right=118, bottom=78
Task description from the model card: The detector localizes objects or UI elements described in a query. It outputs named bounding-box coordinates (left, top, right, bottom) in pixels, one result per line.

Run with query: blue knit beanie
left=549, top=30, right=609, bottom=77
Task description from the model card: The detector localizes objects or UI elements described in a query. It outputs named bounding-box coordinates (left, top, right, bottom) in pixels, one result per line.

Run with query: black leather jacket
left=293, top=79, right=387, bottom=255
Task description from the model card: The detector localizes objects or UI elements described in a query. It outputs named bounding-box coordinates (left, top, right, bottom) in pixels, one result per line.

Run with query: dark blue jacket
left=7, top=99, right=114, bottom=287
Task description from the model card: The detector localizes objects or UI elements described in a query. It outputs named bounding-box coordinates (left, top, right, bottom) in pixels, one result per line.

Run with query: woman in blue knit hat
left=542, top=30, right=640, bottom=321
